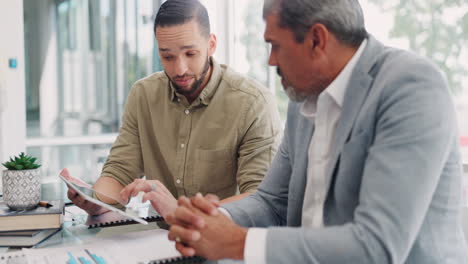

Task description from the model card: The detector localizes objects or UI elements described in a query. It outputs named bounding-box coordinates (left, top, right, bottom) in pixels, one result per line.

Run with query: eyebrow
left=159, top=45, right=197, bottom=52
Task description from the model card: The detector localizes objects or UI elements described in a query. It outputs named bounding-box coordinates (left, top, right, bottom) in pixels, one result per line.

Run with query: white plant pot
left=2, top=169, right=41, bottom=210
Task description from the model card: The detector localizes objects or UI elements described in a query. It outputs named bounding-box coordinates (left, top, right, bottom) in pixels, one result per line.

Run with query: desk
left=0, top=182, right=240, bottom=264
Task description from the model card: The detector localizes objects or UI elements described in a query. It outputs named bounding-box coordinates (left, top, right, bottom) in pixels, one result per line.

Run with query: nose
left=175, top=58, right=188, bottom=76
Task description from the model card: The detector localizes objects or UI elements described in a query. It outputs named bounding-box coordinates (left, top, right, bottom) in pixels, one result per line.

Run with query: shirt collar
left=300, top=39, right=368, bottom=117
left=169, top=57, right=222, bottom=106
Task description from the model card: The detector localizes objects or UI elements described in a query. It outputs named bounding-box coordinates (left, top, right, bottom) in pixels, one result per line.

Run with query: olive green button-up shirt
left=101, top=58, right=281, bottom=199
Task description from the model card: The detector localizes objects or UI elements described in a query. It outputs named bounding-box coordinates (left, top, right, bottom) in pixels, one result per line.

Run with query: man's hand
left=66, top=187, right=108, bottom=216
left=120, top=179, right=178, bottom=219
left=166, top=194, right=247, bottom=260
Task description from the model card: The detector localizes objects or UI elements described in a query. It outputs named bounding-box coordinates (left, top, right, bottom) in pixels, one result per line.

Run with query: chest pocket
left=193, top=148, right=236, bottom=194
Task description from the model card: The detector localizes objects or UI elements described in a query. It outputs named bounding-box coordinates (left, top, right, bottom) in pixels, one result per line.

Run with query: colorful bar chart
left=66, top=250, right=108, bottom=264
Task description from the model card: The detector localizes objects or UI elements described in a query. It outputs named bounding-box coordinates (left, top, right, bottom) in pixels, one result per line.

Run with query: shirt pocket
left=194, top=148, right=236, bottom=193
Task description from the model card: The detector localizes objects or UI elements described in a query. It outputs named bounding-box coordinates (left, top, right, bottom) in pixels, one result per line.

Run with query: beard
left=277, top=67, right=308, bottom=102
left=168, top=56, right=211, bottom=96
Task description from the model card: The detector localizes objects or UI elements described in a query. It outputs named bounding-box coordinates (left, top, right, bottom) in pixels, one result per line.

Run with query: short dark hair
left=154, top=0, right=210, bottom=37
left=263, top=0, right=368, bottom=46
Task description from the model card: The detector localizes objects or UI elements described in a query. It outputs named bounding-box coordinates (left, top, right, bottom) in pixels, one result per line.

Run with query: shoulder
left=219, top=64, right=274, bottom=105
left=131, top=72, right=168, bottom=93
left=374, top=48, right=446, bottom=89
left=125, top=72, right=169, bottom=106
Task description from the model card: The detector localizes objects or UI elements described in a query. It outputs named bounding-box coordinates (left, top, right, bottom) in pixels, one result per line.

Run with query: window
left=24, top=0, right=161, bottom=182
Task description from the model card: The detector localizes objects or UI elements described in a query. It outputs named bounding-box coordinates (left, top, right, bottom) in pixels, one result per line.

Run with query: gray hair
left=263, top=0, right=368, bottom=46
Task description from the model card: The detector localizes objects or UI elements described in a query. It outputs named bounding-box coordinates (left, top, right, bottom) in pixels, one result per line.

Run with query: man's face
left=264, top=14, right=328, bottom=101
left=156, top=20, right=216, bottom=96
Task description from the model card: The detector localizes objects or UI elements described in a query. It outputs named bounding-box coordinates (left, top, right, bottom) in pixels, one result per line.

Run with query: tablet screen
left=59, top=173, right=148, bottom=225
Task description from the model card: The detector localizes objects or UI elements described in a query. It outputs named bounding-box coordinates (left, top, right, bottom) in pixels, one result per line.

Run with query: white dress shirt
left=240, top=39, right=368, bottom=264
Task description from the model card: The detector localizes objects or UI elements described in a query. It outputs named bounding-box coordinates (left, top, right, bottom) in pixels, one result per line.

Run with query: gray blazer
left=223, top=36, right=468, bottom=263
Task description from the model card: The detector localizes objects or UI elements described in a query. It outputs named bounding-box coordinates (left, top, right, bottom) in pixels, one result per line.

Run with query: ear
left=208, top=34, right=217, bottom=56
left=305, top=23, right=329, bottom=57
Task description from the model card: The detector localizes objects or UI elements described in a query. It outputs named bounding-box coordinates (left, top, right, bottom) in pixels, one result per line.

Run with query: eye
left=162, top=55, right=174, bottom=61
left=186, top=51, right=197, bottom=57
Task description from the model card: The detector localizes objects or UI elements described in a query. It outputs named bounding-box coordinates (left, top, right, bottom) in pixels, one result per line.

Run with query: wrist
left=228, top=227, right=247, bottom=260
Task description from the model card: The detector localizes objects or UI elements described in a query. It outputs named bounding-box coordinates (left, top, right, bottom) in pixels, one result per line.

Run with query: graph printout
left=23, top=229, right=181, bottom=264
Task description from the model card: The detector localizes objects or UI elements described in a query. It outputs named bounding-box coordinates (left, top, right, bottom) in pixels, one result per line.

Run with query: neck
left=185, top=64, right=213, bottom=104
left=329, top=44, right=360, bottom=82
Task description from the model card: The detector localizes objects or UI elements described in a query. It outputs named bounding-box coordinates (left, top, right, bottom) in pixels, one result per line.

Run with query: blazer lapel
left=292, top=113, right=314, bottom=226
left=324, top=36, right=383, bottom=195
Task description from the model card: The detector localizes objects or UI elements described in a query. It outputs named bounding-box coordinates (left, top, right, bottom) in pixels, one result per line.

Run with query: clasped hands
left=165, top=193, right=247, bottom=260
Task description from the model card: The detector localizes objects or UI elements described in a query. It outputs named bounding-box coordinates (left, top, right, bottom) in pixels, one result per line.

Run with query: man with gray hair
left=166, top=0, right=468, bottom=263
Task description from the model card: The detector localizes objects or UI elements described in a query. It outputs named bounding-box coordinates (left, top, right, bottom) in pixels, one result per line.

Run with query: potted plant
left=2, top=152, right=42, bottom=210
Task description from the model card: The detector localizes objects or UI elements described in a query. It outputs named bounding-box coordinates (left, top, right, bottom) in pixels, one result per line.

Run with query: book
left=0, top=228, right=60, bottom=247
left=0, top=200, right=64, bottom=232
left=0, top=230, right=41, bottom=236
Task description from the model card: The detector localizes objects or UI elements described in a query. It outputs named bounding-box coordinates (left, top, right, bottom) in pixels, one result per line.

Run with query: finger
left=142, top=192, right=157, bottom=203
left=175, top=242, right=196, bottom=257
left=205, top=193, right=221, bottom=207
left=130, top=181, right=152, bottom=197
left=177, top=196, right=192, bottom=208
left=192, top=193, right=219, bottom=216
left=174, top=206, right=205, bottom=229
left=120, top=180, right=138, bottom=201
left=165, top=213, right=176, bottom=225
left=169, top=225, right=201, bottom=243
left=72, top=192, right=88, bottom=206
left=67, top=188, right=78, bottom=200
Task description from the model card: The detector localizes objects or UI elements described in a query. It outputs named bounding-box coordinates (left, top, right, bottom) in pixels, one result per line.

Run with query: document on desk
left=23, top=229, right=183, bottom=264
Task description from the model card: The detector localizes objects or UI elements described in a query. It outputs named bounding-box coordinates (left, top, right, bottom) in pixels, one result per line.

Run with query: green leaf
left=3, top=152, right=41, bottom=170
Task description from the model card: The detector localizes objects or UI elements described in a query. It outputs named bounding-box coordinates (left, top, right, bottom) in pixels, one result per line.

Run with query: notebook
left=86, top=207, right=164, bottom=229
left=0, top=200, right=64, bottom=232
left=0, top=251, right=27, bottom=264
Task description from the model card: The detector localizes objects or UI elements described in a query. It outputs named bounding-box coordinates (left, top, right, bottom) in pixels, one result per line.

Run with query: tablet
left=59, top=172, right=148, bottom=225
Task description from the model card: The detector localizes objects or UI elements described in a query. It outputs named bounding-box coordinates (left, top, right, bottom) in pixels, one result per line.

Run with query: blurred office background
left=0, top=0, right=467, bottom=188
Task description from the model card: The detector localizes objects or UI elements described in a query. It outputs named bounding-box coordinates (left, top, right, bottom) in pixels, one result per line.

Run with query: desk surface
left=0, top=182, right=237, bottom=263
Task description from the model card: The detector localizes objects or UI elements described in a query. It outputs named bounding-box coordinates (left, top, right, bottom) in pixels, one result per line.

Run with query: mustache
left=276, top=67, right=282, bottom=78
left=173, top=74, right=195, bottom=80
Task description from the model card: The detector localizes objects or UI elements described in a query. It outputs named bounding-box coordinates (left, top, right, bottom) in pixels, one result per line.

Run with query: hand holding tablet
left=59, top=169, right=148, bottom=225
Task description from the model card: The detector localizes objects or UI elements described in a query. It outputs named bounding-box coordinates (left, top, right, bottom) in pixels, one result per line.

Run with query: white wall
left=0, top=1, right=26, bottom=164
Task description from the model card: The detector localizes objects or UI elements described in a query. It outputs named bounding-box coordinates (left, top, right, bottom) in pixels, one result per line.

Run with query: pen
left=38, top=201, right=53, bottom=208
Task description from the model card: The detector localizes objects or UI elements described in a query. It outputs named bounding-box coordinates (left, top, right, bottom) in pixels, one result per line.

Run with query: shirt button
left=177, top=98, right=181, bottom=102
left=181, top=143, right=185, bottom=148
left=184, top=109, right=190, bottom=115
left=176, top=179, right=181, bottom=184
